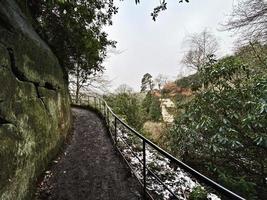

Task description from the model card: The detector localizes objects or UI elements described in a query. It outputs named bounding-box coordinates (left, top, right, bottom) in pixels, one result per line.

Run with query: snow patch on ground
left=116, top=127, right=221, bottom=200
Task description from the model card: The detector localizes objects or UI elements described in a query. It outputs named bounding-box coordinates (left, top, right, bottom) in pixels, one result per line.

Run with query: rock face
left=0, top=1, right=71, bottom=199
left=160, top=98, right=174, bottom=123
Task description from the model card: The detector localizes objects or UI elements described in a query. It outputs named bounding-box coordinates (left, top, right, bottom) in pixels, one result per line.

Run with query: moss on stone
left=0, top=1, right=71, bottom=199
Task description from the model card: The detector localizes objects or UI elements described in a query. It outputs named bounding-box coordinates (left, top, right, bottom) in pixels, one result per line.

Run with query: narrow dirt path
left=35, top=108, right=142, bottom=200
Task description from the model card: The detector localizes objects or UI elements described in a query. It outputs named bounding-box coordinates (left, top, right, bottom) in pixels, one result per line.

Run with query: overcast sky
left=103, top=0, right=238, bottom=92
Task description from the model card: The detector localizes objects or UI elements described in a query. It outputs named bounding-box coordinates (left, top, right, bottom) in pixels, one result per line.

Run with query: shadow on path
left=35, top=108, right=142, bottom=200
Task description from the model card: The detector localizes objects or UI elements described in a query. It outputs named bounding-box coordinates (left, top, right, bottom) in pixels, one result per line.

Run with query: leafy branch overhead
left=136, top=0, right=189, bottom=21
left=28, top=0, right=118, bottom=81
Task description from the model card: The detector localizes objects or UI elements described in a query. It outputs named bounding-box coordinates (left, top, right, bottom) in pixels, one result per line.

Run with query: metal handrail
left=74, top=95, right=246, bottom=200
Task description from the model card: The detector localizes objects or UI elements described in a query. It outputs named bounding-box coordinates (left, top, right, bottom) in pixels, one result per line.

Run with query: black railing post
left=88, top=96, right=244, bottom=200
left=114, top=117, right=117, bottom=145
left=143, top=140, right=146, bottom=199
left=94, top=97, right=96, bottom=109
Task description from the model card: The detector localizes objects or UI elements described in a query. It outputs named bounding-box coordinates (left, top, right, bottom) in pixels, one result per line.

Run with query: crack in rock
left=0, top=14, right=14, bottom=33
left=44, top=82, right=57, bottom=91
left=0, top=116, right=12, bottom=126
left=34, top=83, right=49, bottom=112
left=6, top=47, right=54, bottom=112
left=6, top=47, right=59, bottom=91
left=7, top=47, right=28, bottom=81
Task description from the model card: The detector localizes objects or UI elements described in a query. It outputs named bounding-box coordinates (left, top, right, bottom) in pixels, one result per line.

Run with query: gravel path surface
left=35, top=107, right=142, bottom=200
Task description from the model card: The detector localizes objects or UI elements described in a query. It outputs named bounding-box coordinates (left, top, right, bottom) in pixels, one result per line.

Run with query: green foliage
left=142, top=92, right=152, bottom=114
left=175, top=73, right=201, bottom=91
left=169, top=55, right=267, bottom=199
left=173, top=93, right=192, bottom=118
left=105, top=91, right=144, bottom=131
left=107, top=90, right=162, bottom=131
left=149, top=95, right=162, bottom=121
left=189, top=186, right=208, bottom=200
left=142, top=92, right=162, bottom=122
left=217, top=170, right=257, bottom=199
left=29, top=0, right=117, bottom=80
left=235, top=42, right=267, bottom=73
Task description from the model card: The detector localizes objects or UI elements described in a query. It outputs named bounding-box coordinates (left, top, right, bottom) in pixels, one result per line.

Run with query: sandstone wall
left=0, top=1, right=71, bottom=199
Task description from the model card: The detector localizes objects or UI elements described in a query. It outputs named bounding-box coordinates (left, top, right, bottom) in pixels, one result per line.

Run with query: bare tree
left=224, top=0, right=267, bottom=44
left=154, top=74, right=168, bottom=90
left=181, top=29, right=219, bottom=71
left=69, top=64, right=111, bottom=103
left=115, top=84, right=133, bottom=94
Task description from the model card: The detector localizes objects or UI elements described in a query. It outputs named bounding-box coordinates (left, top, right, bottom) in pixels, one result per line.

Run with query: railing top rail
left=83, top=95, right=245, bottom=200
